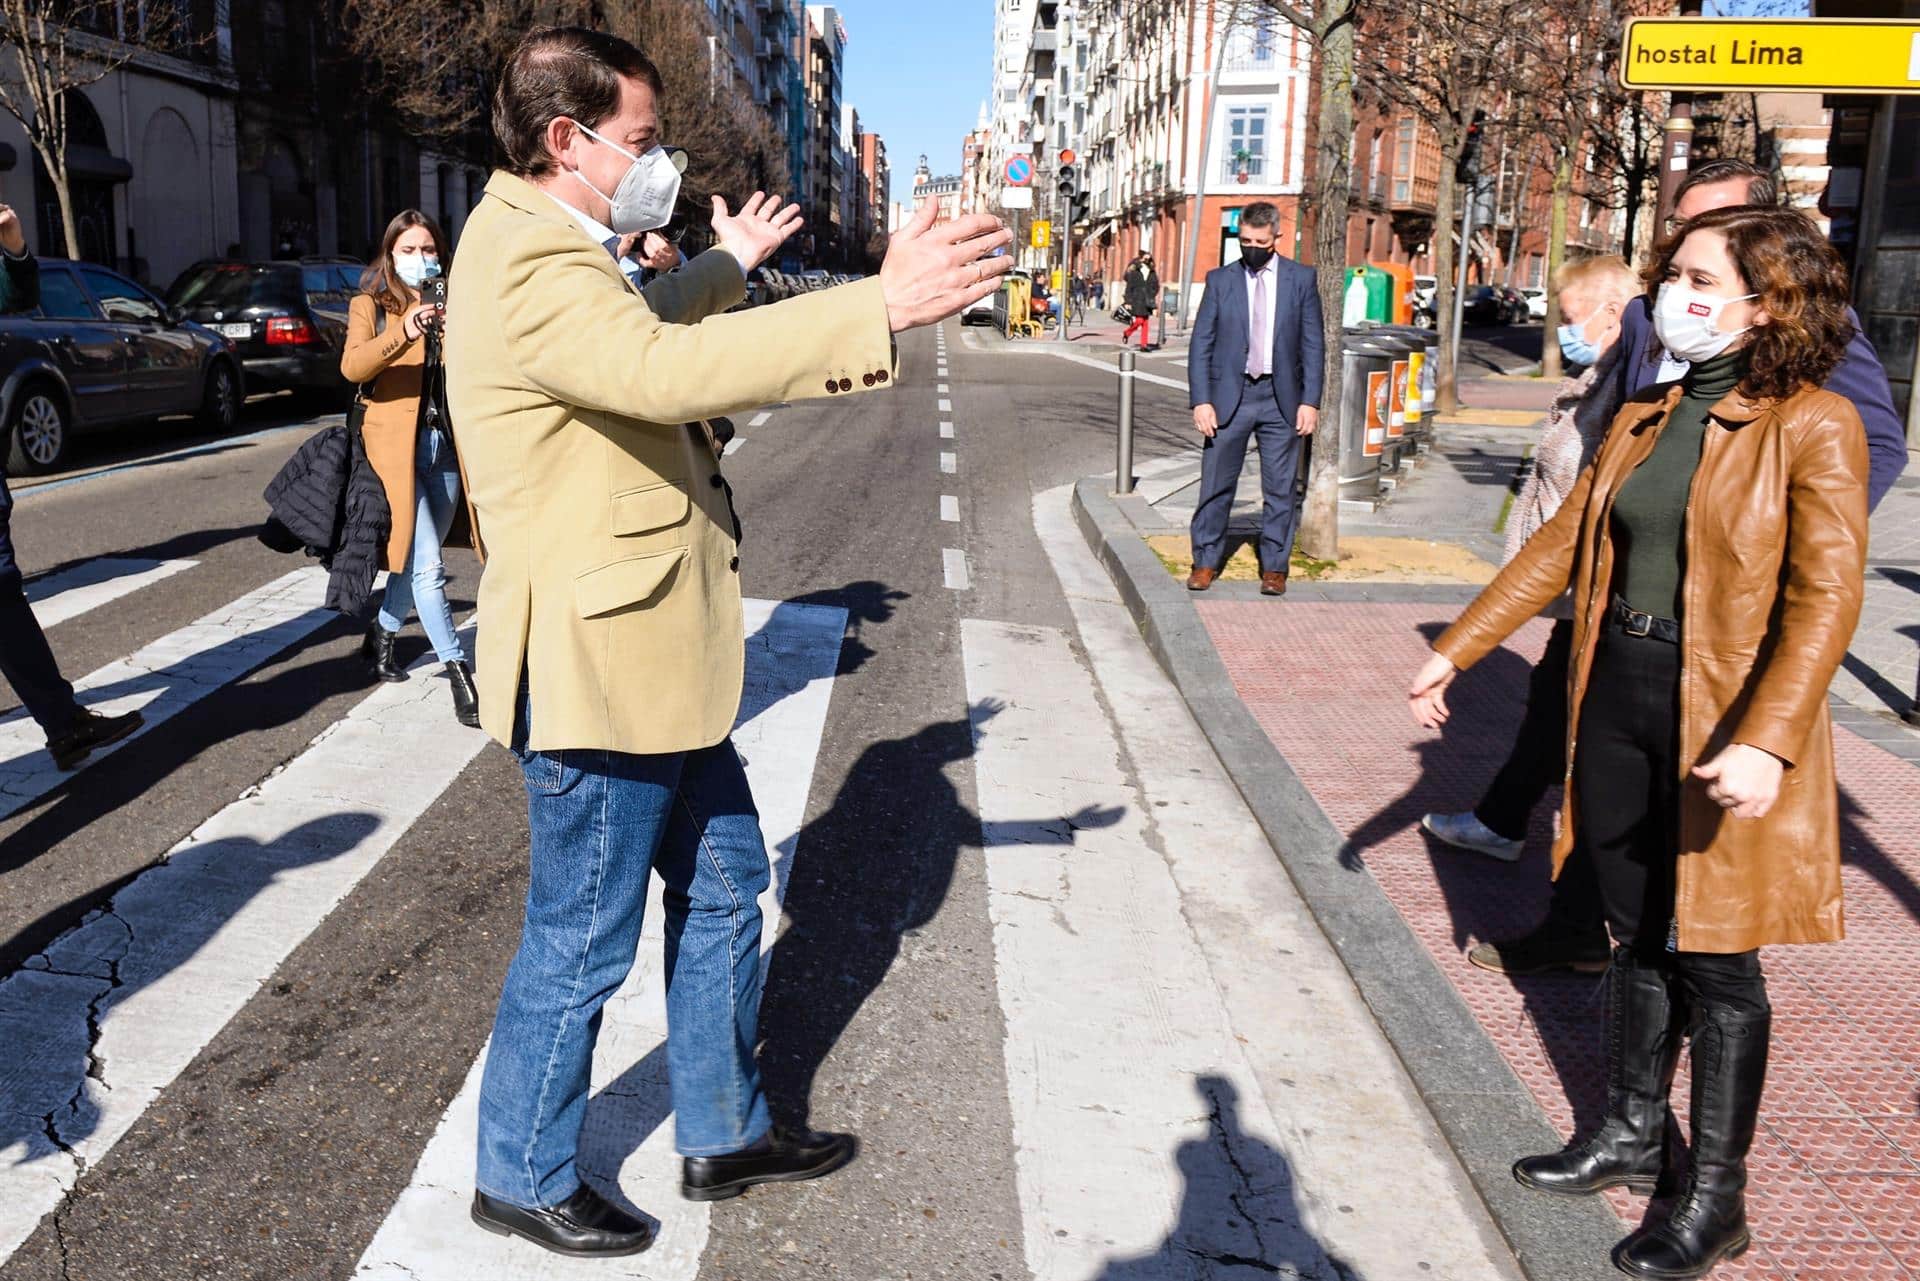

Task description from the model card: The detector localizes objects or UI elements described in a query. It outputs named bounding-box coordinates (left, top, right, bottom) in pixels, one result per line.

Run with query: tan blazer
left=444, top=169, right=895, bottom=754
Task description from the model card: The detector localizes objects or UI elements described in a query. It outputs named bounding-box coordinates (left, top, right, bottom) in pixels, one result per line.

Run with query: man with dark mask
left=1185, top=201, right=1324, bottom=597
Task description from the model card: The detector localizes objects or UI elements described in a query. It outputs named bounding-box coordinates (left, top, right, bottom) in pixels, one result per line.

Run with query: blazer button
left=875, top=369, right=889, bottom=383
left=825, top=379, right=838, bottom=393
left=729, top=556, right=741, bottom=572
left=838, top=377, right=853, bottom=392
left=710, top=474, right=724, bottom=488
left=862, top=372, right=875, bottom=387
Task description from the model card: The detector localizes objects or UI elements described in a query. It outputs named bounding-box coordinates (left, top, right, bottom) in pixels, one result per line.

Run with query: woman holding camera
left=341, top=209, right=479, bottom=727
left=1408, top=206, right=1867, bottom=1278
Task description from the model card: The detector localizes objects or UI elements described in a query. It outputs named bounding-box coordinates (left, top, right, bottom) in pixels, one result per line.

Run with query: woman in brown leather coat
left=1409, top=206, right=1867, bottom=1279
left=340, top=210, right=478, bottom=726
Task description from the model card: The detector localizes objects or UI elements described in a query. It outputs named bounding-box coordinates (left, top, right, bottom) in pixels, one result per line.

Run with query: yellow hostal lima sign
left=1622, top=18, right=1920, bottom=94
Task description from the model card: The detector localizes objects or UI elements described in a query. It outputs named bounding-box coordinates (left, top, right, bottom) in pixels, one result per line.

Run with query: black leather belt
left=1610, top=596, right=1680, bottom=644
left=1245, top=373, right=1270, bottom=384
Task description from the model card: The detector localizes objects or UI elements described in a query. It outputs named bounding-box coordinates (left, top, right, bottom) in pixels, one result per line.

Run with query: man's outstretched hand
left=711, top=193, right=803, bottom=273
left=879, top=201, right=1014, bottom=333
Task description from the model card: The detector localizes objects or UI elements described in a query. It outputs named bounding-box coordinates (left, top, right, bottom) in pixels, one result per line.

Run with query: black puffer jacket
left=261, top=425, right=392, bottom=618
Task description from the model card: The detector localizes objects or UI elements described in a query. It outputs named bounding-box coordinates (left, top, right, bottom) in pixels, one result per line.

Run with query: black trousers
left=1472, top=617, right=1605, bottom=932
left=0, top=475, right=76, bottom=734
left=1573, top=618, right=1769, bottom=1016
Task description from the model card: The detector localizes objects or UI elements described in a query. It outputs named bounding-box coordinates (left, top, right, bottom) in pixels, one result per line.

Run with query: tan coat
left=1436, top=382, right=1868, bottom=953
left=341, top=293, right=428, bottom=573
left=444, top=170, right=896, bottom=754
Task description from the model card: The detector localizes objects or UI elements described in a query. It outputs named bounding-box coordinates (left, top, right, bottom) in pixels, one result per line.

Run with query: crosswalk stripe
left=353, top=597, right=847, bottom=1280
left=0, top=627, right=491, bottom=1265
left=23, top=558, right=198, bottom=629
left=0, top=567, right=334, bottom=820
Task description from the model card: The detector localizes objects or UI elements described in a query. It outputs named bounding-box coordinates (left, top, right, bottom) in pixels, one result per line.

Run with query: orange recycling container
left=1370, top=261, right=1414, bottom=325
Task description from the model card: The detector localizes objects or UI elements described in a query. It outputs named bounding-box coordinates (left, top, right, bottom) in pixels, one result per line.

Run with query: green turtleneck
left=1608, top=346, right=1751, bottom=621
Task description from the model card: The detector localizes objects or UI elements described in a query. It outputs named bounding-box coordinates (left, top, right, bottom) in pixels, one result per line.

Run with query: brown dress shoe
left=1186, top=566, right=1218, bottom=591
left=1260, top=571, right=1288, bottom=596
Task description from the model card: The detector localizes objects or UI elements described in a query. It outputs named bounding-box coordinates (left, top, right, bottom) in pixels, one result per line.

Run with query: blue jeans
left=474, top=697, right=774, bottom=1208
left=1189, top=387, right=1303, bottom=574
left=377, top=428, right=465, bottom=664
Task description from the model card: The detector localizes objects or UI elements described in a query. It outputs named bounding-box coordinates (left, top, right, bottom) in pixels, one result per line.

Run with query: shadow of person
left=0, top=811, right=381, bottom=1166
left=1839, top=782, right=1920, bottom=928
left=1091, top=1075, right=1364, bottom=1281
left=731, top=582, right=909, bottom=731
left=19, top=525, right=264, bottom=586
left=580, top=699, right=1124, bottom=1170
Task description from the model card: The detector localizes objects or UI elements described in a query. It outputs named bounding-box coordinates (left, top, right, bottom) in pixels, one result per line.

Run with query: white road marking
left=941, top=495, right=960, bottom=522
left=938, top=398, right=953, bottom=413
left=723, top=437, right=745, bottom=456
left=939, top=422, right=955, bottom=439
left=937, top=383, right=950, bottom=393
left=940, top=452, right=957, bottom=474
left=0, top=625, right=492, bottom=1265
left=746, top=411, right=771, bottom=428
left=1032, top=347, right=1188, bottom=389
left=24, top=558, right=198, bottom=629
left=355, top=600, right=847, bottom=1281
left=942, top=548, right=970, bottom=590
left=0, top=568, right=334, bottom=820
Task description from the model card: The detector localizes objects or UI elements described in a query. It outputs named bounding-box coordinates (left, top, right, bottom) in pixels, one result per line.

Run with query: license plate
left=214, top=322, right=252, bottom=339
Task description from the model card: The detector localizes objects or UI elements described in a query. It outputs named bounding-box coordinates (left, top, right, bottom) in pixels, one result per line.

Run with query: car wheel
left=198, top=361, right=241, bottom=432
left=6, top=382, right=70, bottom=475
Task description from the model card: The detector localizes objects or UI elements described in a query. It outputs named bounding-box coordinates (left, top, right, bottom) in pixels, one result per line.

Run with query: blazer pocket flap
left=611, top=481, right=690, bottom=536
left=574, top=549, right=688, bottom=619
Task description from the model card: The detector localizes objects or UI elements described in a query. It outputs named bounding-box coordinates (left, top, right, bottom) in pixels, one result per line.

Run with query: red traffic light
left=1059, top=148, right=1077, bottom=165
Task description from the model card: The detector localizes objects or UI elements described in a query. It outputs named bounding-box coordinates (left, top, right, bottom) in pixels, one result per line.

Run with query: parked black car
left=1, top=258, right=244, bottom=474
left=1461, top=285, right=1506, bottom=326
left=170, top=259, right=361, bottom=401
left=1493, top=285, right=1530, bottom=324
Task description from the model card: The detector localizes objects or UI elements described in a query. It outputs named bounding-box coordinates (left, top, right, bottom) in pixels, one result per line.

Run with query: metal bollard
left=1115, top=349, right=1136, bottom=495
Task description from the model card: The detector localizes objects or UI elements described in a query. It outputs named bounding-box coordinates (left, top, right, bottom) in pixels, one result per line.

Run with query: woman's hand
left=401, top=301, right=439, bottom=341
left=1691, top=744, right=1784, bottom=820
left=1408, top=651, right=1459, bottom=729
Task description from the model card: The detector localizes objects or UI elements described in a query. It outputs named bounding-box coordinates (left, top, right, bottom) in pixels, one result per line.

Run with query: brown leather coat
left=1435, top=381, right=1868, bottom=953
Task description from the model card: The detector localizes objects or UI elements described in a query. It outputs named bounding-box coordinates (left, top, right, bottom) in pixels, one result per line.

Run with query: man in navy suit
left=1185, top=202, right=1324, bottom=596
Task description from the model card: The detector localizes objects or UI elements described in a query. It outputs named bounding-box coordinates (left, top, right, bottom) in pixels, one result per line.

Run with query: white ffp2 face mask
left=1653, top=282, right=1756, bottom=364
left=568, top=122, right=682, bottom=235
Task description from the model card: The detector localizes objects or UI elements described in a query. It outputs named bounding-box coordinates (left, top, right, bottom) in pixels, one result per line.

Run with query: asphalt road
left=0, top=319, right=1197, bottom=1280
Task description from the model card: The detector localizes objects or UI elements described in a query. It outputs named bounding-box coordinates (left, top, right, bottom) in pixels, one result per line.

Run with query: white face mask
left=568, top=122, right=681, bottom=235
left=1652, top=281, right=1756, bottom=364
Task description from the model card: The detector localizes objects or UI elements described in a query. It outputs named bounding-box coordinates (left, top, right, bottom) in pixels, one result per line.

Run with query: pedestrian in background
left=1410, top=206, right=1868, bottom=1280
left=341, top=209, right=480, bottom=727
left=1421, top=255, right=1641, bottom=977
left=0, top=202, right=145, bottom=769
left=1122, top=251, right=1156, bottom=347
left=446, top=26, right=1011, bottom=1259
left=1183, top=201, right=1322, bottom=598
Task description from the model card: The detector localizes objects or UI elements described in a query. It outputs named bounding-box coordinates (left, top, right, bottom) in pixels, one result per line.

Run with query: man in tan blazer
left=446, top=27, right=1012, bottom=1259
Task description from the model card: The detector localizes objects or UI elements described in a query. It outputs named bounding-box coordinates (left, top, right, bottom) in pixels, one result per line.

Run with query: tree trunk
left=1431, top=156, right=1461, bottom=413
left=1539, top=145, right=1573, bottom=380
left=46, top=154, right=81, bottom=260
left=1294, top=3, right=1355, bottom=564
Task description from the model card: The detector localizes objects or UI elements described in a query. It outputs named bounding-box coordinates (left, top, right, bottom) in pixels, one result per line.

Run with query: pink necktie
left=1247, top=269, right=1269, bottom=378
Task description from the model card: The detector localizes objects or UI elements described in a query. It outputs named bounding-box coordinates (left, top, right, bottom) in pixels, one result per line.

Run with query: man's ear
left=545, top=117, right=578, bottom=172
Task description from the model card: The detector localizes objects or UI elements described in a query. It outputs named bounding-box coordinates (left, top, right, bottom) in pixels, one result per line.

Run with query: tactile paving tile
left=1197, top=600, right=1920, bottom=1278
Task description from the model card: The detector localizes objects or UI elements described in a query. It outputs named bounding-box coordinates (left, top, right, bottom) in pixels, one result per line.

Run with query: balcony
left=1029, top=28, right=1059, bottom=53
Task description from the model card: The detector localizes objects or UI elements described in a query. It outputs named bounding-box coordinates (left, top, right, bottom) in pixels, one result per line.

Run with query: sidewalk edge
left=1071, top=476, right=1622, bottom=1281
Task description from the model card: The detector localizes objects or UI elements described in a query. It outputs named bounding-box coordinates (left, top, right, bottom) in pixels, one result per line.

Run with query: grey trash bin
left=1368, top=324, right=1441, bottom=449
left=1351, top=330, right=1421, bottom=469
left=1341, top=334, right=1397, bottom=484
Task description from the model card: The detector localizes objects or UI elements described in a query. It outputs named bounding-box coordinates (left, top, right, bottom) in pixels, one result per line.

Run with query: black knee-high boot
left=1613, top=1004, right=1769, bottom=1278
left=1514, top=947, right=1685, bottom=1196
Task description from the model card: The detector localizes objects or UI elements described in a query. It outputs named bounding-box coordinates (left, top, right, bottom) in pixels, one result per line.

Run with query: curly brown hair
left=1642, top=206, right=1856, bottom=402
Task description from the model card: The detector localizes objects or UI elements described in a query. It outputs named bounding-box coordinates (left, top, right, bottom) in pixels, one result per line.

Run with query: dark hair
left=1643, top=205, right=1856, bottom=402
left=1674, top=158, right=1779, bottom=210
left=359, top=210, right=450, bottom=316
left=1240, top=201, right=1281, bottom=231
left=492, top=26, right=665, bottom=180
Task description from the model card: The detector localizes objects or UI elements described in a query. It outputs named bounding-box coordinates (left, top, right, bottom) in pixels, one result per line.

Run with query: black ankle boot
left=361, top=621, right=406, bottom=682
left=446, top=660, right=480, bottom=728
left=1514, top=948, right=1685, bottom=1197
left=1614, top=1005, right=1770, bottom=1279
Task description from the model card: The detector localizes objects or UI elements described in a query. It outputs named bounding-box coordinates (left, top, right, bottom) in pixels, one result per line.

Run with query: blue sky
left=828, top=1, right=995, bottom=208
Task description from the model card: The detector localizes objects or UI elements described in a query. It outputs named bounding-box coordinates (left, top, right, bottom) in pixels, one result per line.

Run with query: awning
left=0, top=143, right=15, bottom=173
left=66, top=143, right=132, bottom=184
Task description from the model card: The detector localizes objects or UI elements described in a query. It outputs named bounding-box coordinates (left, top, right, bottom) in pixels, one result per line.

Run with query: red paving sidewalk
left=1199, top=600, right=1920, bottom=1280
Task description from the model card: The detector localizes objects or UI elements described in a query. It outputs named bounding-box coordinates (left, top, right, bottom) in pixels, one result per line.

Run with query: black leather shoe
left=361, top=621, right=406, bottom=682
left=47, top=707, right=144, bottom=771
left=446, top=660, right=480, bottom=728
left=470, top=1186, right=654, bottom=1258
left=681, top=1127, right=858, bottom=1202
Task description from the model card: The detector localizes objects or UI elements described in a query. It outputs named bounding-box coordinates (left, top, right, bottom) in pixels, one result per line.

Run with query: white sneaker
left=1420, top=811, right=1525, bottom=862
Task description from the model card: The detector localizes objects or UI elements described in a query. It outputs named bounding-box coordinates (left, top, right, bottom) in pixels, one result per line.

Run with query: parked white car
left=1522, top=287, right=1548, bottom=321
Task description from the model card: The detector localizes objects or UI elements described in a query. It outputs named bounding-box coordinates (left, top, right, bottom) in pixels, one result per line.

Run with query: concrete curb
left=1072, top=476, right=1624, bottom=1281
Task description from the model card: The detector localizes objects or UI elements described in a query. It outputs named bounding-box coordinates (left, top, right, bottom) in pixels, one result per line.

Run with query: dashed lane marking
left=940, top=452, right=957, bottom=474
left=941, top=495, right=960, bottom=523
left=940, top=422, right=955, bottom=439
left=943, top=548, right=971, bottom=591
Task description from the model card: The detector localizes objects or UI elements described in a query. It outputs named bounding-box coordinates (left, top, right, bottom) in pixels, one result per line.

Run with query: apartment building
left=859, top=129, right=891, bottom=255
left=797, top=4, right=851, bottom=265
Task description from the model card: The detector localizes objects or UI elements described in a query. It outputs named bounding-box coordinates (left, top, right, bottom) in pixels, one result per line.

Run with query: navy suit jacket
left=1189, top=257, right=1325, bottom=425
left=1611, top=294, right=1908, bottom=511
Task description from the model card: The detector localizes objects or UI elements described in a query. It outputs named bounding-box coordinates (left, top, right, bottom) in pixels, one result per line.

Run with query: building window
left=1393, top=117, right=1414, bottom=203
left=1227, top=17, right=1279, bottom=70
left=1223, top=106, right=1268, bottom=182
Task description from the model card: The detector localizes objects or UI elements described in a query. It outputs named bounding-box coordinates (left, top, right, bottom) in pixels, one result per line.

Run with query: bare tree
left=0, top=0, right=195, bottom=259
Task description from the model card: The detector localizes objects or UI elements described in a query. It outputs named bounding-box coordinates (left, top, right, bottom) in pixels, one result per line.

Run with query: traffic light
left=1057, top=163, right=1084, bottom=225
left=1455, top=109, right=1487, bottom=186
